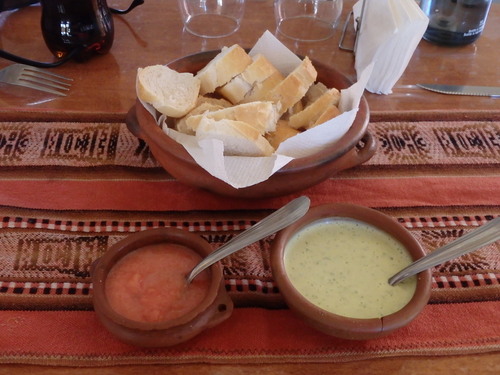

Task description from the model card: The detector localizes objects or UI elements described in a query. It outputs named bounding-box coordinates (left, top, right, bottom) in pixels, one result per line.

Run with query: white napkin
left=140, top=31, right=370, bottom=189
left=353, top=0, right=429, bottom=95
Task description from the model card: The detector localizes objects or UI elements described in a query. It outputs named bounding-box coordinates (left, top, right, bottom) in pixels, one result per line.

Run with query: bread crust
left=217, top=54, right=282, bottom=104
left=196, top=45, right=253, bottom=95
left=196, top=118, right=274, bottom=157
left=175, top=102, right=227, bottom=135
left=264, top=57, right=317, bottom=116
left=242, top=71, right=284, bottom=103
left=266, top=120, right=300, bottom=149
left=310, top=104, right=341, bottom=128
left=288, top=88, right=341, bottom=129
left=185, top=101, right=278, bottom=135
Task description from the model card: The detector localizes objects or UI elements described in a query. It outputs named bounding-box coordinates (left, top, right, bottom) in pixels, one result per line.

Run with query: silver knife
left=417, top=84, right=500, bottom=98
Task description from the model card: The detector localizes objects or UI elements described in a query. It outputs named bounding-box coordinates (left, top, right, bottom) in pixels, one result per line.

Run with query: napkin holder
left=338, top=0, right=367, bottom=55
left=338, top=0, right=429, bottom=95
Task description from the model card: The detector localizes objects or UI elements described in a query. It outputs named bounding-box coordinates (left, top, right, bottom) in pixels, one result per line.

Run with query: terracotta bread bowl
left=125, top=50, right=376, bottom=198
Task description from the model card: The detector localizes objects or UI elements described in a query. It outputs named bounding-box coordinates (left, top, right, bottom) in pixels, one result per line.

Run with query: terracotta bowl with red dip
left=125, top=50, right=375, bottom=199
left=271, top=203, right=432, bottom=340
left=91, top=228, right=233, bottom=347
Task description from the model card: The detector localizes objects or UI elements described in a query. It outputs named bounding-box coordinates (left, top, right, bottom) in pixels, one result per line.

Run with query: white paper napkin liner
left=165, top=127, right=294, bottom=188
left=276, top=109, right=356, bottom=157
left=248, top=31, right=302, bottom=75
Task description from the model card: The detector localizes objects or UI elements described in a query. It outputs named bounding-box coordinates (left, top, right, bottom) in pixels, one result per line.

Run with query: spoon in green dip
left=186, top=196, right=311, bottom=284
left=389, top=216, right=500, bottom=285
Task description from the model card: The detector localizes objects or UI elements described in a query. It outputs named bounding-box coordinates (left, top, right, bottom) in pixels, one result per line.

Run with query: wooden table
left=0, top=1, right=499, bottom=374
left=0, top=0, right=499, bottom=122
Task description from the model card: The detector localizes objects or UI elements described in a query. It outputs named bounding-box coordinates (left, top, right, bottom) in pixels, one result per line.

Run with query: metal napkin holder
left=338, top=0, right=368, bottom=56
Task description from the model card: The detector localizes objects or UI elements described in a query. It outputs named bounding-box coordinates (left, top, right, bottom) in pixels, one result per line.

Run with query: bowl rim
left=271, top=202, right=432, bottom=337
left=135, top=49, right=370, bottom=173
left=91, top=227, right=224, bottom=331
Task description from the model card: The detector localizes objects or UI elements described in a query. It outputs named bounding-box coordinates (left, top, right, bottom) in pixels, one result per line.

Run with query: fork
left=0, top=63, right=72, bottom=97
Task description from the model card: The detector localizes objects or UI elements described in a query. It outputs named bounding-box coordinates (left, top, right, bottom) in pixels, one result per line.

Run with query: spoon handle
left=186, top=196, right=311, bottom=284
left=389, top=216, right=500, bottom=285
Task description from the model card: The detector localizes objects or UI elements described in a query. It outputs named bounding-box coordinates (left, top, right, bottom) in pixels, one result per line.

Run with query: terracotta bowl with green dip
left=271, top=203, right=432, bottom=340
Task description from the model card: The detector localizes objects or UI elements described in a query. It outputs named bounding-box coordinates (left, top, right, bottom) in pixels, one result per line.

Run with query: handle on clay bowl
left=342, top=132, right=377, bottom=170
left=125, top=106, right=144, bottom=139
left=205, top=288, right=234, bottom=330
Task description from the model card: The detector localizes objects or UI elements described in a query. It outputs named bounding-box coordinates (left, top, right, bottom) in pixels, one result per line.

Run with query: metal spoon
left=389, top=216, right=500, bottom=286
left=186, top=196, right=311, bottom=284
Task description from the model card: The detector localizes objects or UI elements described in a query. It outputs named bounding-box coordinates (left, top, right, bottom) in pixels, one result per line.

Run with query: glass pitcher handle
left=110, top=0, right=144, bottom=14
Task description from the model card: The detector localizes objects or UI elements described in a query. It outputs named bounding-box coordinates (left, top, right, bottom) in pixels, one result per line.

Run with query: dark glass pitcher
left=40, top=0, right=114, bottom=60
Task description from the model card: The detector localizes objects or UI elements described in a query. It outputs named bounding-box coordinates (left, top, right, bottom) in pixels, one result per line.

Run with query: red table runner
left=0, top=118, right=498, bottom=365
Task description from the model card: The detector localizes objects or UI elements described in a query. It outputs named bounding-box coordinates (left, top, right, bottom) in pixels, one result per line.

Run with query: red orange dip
left=105, top=243, right=211, bottom=323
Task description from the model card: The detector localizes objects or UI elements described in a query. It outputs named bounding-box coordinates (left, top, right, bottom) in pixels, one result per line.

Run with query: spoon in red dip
left=186, top=196, right=311, bottom=284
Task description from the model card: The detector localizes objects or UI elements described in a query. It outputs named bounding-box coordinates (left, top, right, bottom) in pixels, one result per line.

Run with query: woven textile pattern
left=0, top=119, right=498, bottom=365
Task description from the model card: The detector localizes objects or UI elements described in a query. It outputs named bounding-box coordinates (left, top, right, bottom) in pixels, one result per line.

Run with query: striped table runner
left=0, top=118, right=498, bottom=365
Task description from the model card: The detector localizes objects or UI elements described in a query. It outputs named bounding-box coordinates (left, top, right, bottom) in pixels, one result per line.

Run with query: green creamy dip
left=284, top=218, right=417, bottom=319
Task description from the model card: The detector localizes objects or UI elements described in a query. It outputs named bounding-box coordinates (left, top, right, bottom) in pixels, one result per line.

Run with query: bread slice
left=266, top=120, right=300, bottom=149
left=196, top=45, right=253, bottom=95
left=217, top=76, right=252, bottom=105
left=242, top=71, right=284, bottom=103
left=264, top=57, right=317, bottom=116
left=137, top=65, right=200, bottom=118
left=176, top=102, right=227, bottom=135
left=288, top=88, right=341, bottom=129
left=185, top=101, right=278, bottom=135
left=175, top=95, right=233, bottom=134
left=287, top=100, right=304, bottom=117
left=196, top=118, right=275, bottom=157
left=309, top=104, right=341, bottom=129
left=304, top=82, right=329, bottom=105
left=217, top=54, right=281, bottom=104
left=195, top=95, right=232, bottom=108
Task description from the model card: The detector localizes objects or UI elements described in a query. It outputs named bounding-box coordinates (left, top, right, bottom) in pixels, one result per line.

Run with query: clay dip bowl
left=271, top=203, right=432, bottom=340
left=92, top=228, right=233, bottom=347
left=125, top=50, right=376, bottom=199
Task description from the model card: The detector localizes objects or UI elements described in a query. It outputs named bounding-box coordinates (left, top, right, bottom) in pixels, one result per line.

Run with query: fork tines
left=19, top=65, right=73, bottom=97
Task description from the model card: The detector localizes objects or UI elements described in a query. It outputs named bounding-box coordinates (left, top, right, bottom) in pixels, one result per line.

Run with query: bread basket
left=126, top=50, right=375, bottom=198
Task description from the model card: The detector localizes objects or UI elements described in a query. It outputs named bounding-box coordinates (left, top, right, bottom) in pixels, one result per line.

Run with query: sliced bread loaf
left=196, top=118, right=275, bottom=157
left=304, top=82, right=329, bottom=104
left=266, top=120, right=300, bottom=149
left=137, top=65, right=200, bottom=118
left=288, top=88, right=341, bottom=129
left=241, top=70, right=284, bottom=103
left=263, top=57, right=317, bottom=116
left=217, top=54, right=281, bottom=104
left=176, top=101, right=227, bottom=135
left=185, top=101, right=278, bottom=135
left=310, top=104, right=341, bottom=129
left=196, top=45, right=253, bottom=95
